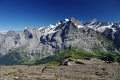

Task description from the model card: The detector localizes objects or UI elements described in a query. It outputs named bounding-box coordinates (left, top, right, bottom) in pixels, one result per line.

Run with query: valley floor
left=0, top=58, right=120, bottom=80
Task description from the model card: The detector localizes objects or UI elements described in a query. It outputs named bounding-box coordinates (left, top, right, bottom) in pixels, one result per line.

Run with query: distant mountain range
left=0, top=17, right=120, bottom=65
left=0, top=30, right=8, bottom=34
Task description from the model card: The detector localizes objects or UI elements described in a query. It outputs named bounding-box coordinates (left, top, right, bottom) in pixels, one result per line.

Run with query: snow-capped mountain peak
left=25, top=27, right=28, bottom=29
left=38, top=17, right=85, bottom=35
left=0, top=30, right=8, bottom=34
left=85, top=18, right=120, bottom=33
left=38, top=18, right=120, bottom=35
left=89, top=18, right=98, bottom=24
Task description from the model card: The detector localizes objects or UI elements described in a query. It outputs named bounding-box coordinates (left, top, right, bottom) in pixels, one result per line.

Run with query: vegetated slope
left=35, top=47, right=120, bottom=66
left=0, top=50, right=40, bottom=65
left=0, top=51, right=30, bottom=65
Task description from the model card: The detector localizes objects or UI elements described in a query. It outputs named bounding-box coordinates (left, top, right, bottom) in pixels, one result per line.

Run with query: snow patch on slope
left=65, top=18, right=69, bottom=21
left=43, top=24, right=58, bottom=35
left=95, top=25, right=112, bottom=32
left=77, top=25, right=84, bottom=28
left=39, top=21, right=62, bottom=35
left=74, top=24, right=84, bottom=28
left=88, top=25, right=116, bottom=33
left=39, top=27, right=44, bottom=30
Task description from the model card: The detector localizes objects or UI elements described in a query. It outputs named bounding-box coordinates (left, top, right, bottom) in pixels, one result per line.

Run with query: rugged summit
left=0, top=17, right=119, bottom=59
left=85, top=18, right=120, bottom=50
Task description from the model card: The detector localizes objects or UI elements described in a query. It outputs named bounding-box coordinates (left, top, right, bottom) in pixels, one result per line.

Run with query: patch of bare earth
left=0, top=58, right=120, bottom=80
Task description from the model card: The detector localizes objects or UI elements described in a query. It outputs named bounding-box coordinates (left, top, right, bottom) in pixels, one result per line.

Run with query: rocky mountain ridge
left=0, top=17, right=119, bottom=59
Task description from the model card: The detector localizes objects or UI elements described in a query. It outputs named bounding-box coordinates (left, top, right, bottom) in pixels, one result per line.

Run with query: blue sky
left=0, top=0, right=120, bottom=30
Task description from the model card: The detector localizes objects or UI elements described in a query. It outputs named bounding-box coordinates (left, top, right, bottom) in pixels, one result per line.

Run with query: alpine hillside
left=0, top=17, right=120, bottom=65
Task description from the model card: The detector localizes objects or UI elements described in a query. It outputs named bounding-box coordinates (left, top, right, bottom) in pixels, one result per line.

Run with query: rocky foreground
left=0, top=58, right=120, bottom=80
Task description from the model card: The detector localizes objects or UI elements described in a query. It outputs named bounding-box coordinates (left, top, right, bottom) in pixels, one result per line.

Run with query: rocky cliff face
left=0, top=17, right=119, bottom=58
left=85, top=18, right=120, bottom=51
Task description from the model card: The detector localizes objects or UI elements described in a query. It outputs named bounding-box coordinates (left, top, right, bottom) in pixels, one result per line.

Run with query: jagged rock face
left=39, top=18, right=108, bottom=56
left=102, top=28, right=114, bottom=40
left=0, top=28, right=42, bottom=55
left=0, top=17, right=118, bottom=57
left=113, top=36, right=120, bottom=51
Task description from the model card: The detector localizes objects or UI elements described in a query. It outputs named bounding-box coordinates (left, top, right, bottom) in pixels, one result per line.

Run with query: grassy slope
left=0, top=51, right=23, bottom=65
left=0, top=50, right=41, bottom=66
left=0, top=47, right=120, bottom=66
left=35, top=46, right=120, bottom=66
left=35, top=47, right=105, bottom=66
left=95, top=33, right=116, bottom=51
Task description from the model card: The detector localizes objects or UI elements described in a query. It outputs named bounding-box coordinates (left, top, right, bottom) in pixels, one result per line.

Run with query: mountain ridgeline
left=0, top=17, right=120, bottom=65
